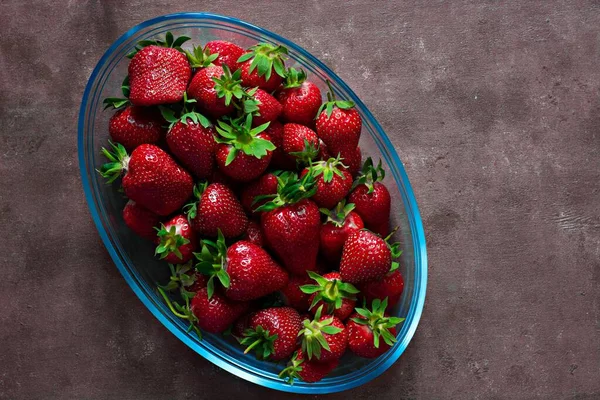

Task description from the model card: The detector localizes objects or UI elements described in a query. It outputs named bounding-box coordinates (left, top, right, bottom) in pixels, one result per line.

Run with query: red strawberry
left=276, top=68, right=322, bottom=126
left=127, top=33, right=192, bottom=106
left=232, top=312, right=254, bottom=339
left=237, top=43, right=288, bottom=92
left=122, top=200, right=161, bottom=241
left=195, top=231, right=288, bottom=301
left=338, top=146, right=362, bottom=177
left=315, top=81, right=362, bottom=156
left=242, top=220, right=264, bottom=247
left=301, top=271, right=359, bottom=321
left=241, top=307, right=302, bottom=361
left=340, top=229, right=401, bottom=284
left=242, top=88, right=282, bottom=127
left=282, top=123, right=320, bottom=164
left=359, top=269, right=405, bottom=305
left=188, top=65, right=241, bottom=118
left=258, top=173, right=321, bottom=275
left=347, top=298, right=404, bottom=358
left=161, top=261, right=208, bottom=297
left=190, top=287, right=249, bottom=333
left=215, top=115, right=275, bottom=182
left=99, top=143, right=193, bottom=216
left=298, top=305, right=348, bottom=362
left=106, top=106, right=164, bottom=152
left=279, top=349, right=338, bottom=384
left=240, top=173, right=279, bottom=216
left=185, top=182, right=247, bottom=238
left=155, top=214, right=197, bottom=264
left=265, top=121, right=296, bottom=170
left=317, top=139, right=331, bottom=161
left=280, top=274, right=313, bottom=312
left=347, top=157, right=391, bottom=236
left=300, top=156, right=353, bottom=209
left=204, top=40, right=245, bottom=71
left=320, top=200, right=364, bottom=262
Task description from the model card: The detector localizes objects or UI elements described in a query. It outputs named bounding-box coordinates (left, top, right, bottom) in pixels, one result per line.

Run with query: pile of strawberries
left=99, top=32, right=405, bottom=384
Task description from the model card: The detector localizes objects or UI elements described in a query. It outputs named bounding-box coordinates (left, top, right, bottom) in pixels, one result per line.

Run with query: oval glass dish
left=78, top=12, right=427, bottom=394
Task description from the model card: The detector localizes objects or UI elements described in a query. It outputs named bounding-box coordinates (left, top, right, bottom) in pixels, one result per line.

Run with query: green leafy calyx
left=155, top=223, right=190, bottom=261
left=98, top=141, right=130, bottom=183
left=383, top=227, right=402, bottom=272
left=240, top=325, right=279, bottom=360
left=301, top=271, right=359, bottom=314
left=237, top=43, right=288, bottom=80
left=351, top=157, right=385, bottom=193
left=157, top=286, right=202, bottom=339
left=253, top=170, right=317, bottom=212
left=214, top=114, right=275, bottom=165
left=317, top=80, right=355, bottom=119
left=159, top=262, right=198, bottom=300
left=350, top=298, right=404, bottom=348
left=193, top=230, right=230, bottom=299
left=319, top=199, right=356, bottom=228
left=282, top=67, right=307, bottom=89
left=185, top=45, right=219, bottom=68
left=213, top=65, right=245, bottom=106
left=288, top=138, right=320, bottom=165
left=278, top=351, right=304, bottom=385
left=183, top=182, right=208, bottom=221
left=309, top=154, right=349, bottom=183
left=103, top=76, right=130, bottom=110
left=298, top=305, right=343, bottom=360
left=160, top=92, right=211, bottom=130
left=127, top=31, right=191, bottom=58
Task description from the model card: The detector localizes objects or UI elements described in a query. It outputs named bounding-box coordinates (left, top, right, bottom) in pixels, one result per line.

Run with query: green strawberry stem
left=213, top=65, right=245, bottom=106
left=351, top=157, right=385, bottom=193
left=350, top=297, right=404, bottom=348
left=185, top=45, right=219, bottom=68
left=301, top=271, right=359, bottom=313
left=317, top=80, right=355, bottom=119
left=309, top=154, right=349, bottom=183
left=282, top=67, right=307, bottom=89
left=214, top=114, right=275, bottom=165
left=288, top=138, right=320, bottom=165
left=127, top=31, right=191, bottom=58
left=298, top=305, right=343, bottom=360
left=240, top=326, right=279, bottom=360
left=98, top=141, right=130, bottom=183
left=157, top=286, right=202, bottom=339
left=158, top=262, right=198, bottom=300
left=319, top=200, right=356, bottom=228
left=278, top=351, right=303, bottom=385
left=155, top=224, right=190, bottom=260
left=253, top=170, right=317, bottom=212
left=193, top=229, right=230, bottom=299
left=237, top=42, right=288, bottom=80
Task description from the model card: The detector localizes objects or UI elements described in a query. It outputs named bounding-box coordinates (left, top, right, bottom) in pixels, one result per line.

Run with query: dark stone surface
left=1, top=1, right=599, bottom=398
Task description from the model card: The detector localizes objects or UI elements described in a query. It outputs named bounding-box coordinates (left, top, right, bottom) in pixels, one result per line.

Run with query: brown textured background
left=1, top=1, right=599, bottom=399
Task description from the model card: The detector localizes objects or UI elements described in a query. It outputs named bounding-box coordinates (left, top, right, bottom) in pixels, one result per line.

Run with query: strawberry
left=232, top=312, right=254, bottom=339
left=242, top=220, right=264, bottom=247
left=188, top=65, right=243, bottom=118
left=339, top=229, right=401, bottom=284
left=338, top=146, right=362, bottom=177
left=359, top=269, right=405, bottom=305
left=184, top=182, right=247, bottom=238
left=265, top=121, right=296, bottom=170
left=282, top=123, right=320, bottom=164
left=107, top=106, right=164, bottom=151
left=319, top=200, right=364, bottom=262
left=317, top=139, right=331, bottom=161
left=214, top=115, right=275, bottom=182
left=237, top=43, right=288, bottom=92
left=257, top=173, right=321, bottom=276
left=240, top=307, right=302, bottom=361
left=348, top=157, right=391, bottom=236
left=242, top=88, right=282, bottom=126
left=122, top=200, right=161, bottom=241
left=276, top=68, right=322, bottom=126
left=315, top=81, right=362, bottom=156
left=99, top=142, right=193, bottom=216
left=280, top=274, right=313, bottom=312
left=347, top=298, right=404, bottom=358
left=279, top=349, right=338, bottom=384
left=127, top=33, right=192, bottom=106
left=204, top=40, right=244, bottom=71
left=301, top=271, right=359, bottom=321
left=298, top=305, right=347, bottom=362
left=190, top=287, right=249, bottom=333
left=161, top=261, right=208, bottom=299
left=300, top=155, right=353, bottom=209
left=195, top=230, right=288, bottom=301
left=155, top=214, right=197, bottom=264
left=240, top=172, right=279, bottom=216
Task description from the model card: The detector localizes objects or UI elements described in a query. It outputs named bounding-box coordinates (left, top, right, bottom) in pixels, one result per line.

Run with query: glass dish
left=78, top=12, right=427, bottom=394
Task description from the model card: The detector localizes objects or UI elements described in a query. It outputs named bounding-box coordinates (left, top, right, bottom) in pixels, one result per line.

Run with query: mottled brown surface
left=1, top=1, right=599, bottom=399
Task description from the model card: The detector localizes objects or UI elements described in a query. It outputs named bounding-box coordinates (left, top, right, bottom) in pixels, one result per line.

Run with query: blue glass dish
left=78, top=12, right=427, bottom=394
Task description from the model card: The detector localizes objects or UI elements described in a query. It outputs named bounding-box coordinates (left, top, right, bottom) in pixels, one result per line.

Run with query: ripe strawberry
left=257, top=173, right=321, bottom=275
left=204, top=40, right=244, bottom=71
left=348, top=157, right=391, bottom=236
left=340, top=229, right=401, bottom=284
left=163, top=100, right=216, bottom=179
left=338, top=146, right=362, bottom=177
left=188, top=65, right=243, bottom=118
left=122, top=200, right=161, bottom=241
left=279, top=349, right=338, bottom=384
left=155, top=214, right=197, bottom=264
left=185, top=182, right=247, bottom=238
left=190, top=287, right=249, bottom=333
left=240, top=173, right=279, bottom=216
left=347, top=298, right=404, bottom=358
left=242, top=220, right=264, bottom=247
left=282, top=123, right=320, bottom=164
left=280, top=274, right=313, bottom=312
left=276, top=68, right=322, bottom=126
left=232, top=312, right=254, bottom=339
left=298, top=305, right=347, bottom=362
left=195, top=230, right=288, bottom=301
left=99, top=142, right=193, bottom=216
left=161, top=261, right=208, bottom=299
left=317, top=139, right=331, bottom=161
left=300, top=155, right=352, bottom=209
left=240, top=307, right=302, bottom=361
left=215, top=115, right=275, bottom=182
left=319, top=200, right=364, bottom=262
left=105, top=104, right=164, bottom=152
left=315, top=81, right=362, bottom=156
left=359, top=269, right=405, bottom=305
left=265, top=121, right=296, bottom=170
left=237, top=43, right=288, bottom=92
left=301, top=271, right=359, bottom=321
left=127, top=33, right=192, bottom=106
left=242, top=88, right=282, bottom=126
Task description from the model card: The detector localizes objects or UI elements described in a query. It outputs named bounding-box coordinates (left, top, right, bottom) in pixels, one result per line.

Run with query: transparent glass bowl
left=78, top=12, right=427, bottom=394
